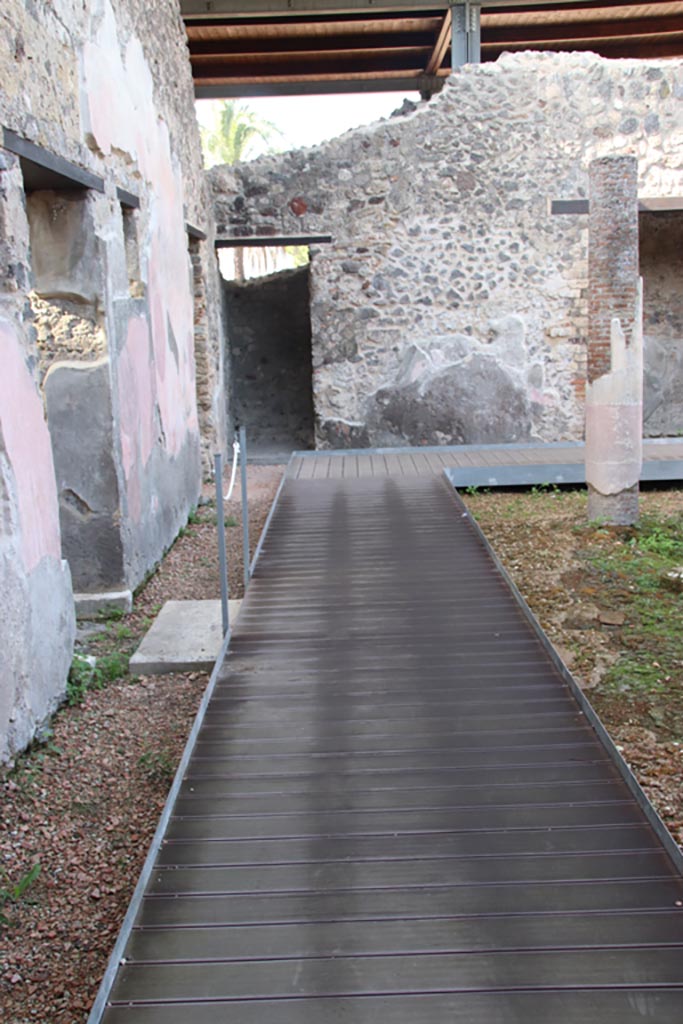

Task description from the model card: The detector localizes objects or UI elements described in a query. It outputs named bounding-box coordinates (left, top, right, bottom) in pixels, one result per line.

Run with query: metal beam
left=116, top=186, right=140, bottom=209
left=450, top=2, right=480, bottom=66
left=189, top=31, right=436, bottom=57
left=551, top=198, right=590, bottom=215
left=551, top=197, right=683, bottom=216
left=467, top=0, right=481, bottom=61
left=183, top=0, right=652, bottom=17
left=451, top=4, right=468, bottom=66
left=183, top=0, right=465, bottom=16
left=216, top=234, right=332, bottom=246
left=2, top=129, right=105, bottom=193
left=192, top=51, right=433, bottom=78
left=195, top=74, right=441, bottom=96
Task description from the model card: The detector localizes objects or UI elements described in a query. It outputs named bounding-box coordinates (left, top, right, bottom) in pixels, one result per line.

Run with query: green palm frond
left=201, top=101, right=282, bottom=168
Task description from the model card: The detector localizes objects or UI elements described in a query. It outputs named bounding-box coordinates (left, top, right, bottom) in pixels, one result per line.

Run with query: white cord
left=224, top=438, right=240, bottom=501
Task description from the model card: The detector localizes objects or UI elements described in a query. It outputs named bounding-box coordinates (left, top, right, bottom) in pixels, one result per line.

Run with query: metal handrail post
left=239, top=424, right=250, bottom=589
left=214, top=452, right=229, bottom=636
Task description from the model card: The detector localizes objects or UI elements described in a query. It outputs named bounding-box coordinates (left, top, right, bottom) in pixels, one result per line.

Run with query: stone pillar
left=585, top=156, right=643, bottom=525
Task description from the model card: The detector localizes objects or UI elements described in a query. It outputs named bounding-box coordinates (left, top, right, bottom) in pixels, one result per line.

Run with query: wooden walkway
left=95, top=470, right=683, bottom=1022
left=288, top=438, right=683, bottom=486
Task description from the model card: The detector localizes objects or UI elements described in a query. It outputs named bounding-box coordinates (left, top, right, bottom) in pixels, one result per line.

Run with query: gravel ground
left=0, top=465, right=283, bottom=1024
left=1, top=474, right=681, bottom=1022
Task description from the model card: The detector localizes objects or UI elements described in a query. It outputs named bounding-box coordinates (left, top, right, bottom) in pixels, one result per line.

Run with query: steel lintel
left=195, top=76, right=440, bottom=97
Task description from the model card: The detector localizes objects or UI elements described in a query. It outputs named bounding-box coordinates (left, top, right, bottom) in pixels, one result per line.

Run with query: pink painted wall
left=117, top=316, right=157, bottom=523
left=80, top=0, right=197, bottom=512
left=0, top=319, right=62, bottom=572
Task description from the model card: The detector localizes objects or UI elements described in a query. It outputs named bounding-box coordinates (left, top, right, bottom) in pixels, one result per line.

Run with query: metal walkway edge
left=96, top=472, right=683, bottom=1022
left=287, top=437, right=683, bottom=487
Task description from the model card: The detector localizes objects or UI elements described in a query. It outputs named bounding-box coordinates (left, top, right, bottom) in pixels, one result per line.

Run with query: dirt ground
left=1, top=474, right=682, bottom=1022
left=464, top=486, right=683, bottom=848
left=0, top=465, right=284, bottom=1024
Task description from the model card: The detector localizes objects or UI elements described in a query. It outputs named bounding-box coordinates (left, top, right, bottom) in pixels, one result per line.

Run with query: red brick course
left=587, top=156, right=639, bottom=384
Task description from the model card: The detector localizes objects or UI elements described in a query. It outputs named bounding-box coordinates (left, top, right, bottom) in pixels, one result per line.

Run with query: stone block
left=26, top=190, right=103, bottom=305
left=44, top=357, right=125, bottom=589
left=74, top=589, right=133, bottom=619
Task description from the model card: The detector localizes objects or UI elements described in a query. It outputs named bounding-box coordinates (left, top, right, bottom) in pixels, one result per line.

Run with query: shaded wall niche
left=224, top=266, right=314, bottom=453
left=26, top=188, right=124, bottom=590
left=641, top=211, right=683, bottom=436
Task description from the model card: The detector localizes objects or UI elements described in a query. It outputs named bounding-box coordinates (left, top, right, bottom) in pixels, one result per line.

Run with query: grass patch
left=584, top=510, right=683, bottom=703
left=67, top=652, right=130, bottom=706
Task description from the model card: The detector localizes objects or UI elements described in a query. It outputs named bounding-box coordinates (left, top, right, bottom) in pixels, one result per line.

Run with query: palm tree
left=201, top=102, right=309, bottom=282
left=201, top=100, right=281, bottom=168
left=201, top=101, right=283, bottom=281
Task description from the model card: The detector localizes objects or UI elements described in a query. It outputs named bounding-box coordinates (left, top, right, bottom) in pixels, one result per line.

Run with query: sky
left=195, top=91, right=419, bottom=159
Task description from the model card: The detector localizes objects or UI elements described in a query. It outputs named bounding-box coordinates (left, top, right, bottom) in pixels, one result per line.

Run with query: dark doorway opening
left=223, top=263, right=315, bottom=459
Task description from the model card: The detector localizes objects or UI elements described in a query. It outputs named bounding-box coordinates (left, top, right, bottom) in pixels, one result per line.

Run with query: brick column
left=585, top=155, right=642, bottom=525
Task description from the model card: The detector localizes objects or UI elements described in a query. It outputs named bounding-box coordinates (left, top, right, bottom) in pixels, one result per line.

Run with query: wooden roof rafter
left=182, top=0, right=683, bottom=96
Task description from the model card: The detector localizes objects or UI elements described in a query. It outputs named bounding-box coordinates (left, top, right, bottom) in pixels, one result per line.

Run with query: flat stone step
left=130, top=599, right=242, bottom=675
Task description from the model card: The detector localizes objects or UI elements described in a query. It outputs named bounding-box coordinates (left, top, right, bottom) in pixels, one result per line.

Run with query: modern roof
left=180, top=0, right=683, bottom=96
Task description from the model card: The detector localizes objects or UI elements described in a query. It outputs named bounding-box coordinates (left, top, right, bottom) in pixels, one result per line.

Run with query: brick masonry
left=588, top=156, right=639, bottom=385
left=586, top=155, right=642, bottom=525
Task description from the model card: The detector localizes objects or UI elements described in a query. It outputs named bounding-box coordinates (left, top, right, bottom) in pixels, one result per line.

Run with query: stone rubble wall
left=209, top=53, right=683, bottom=448
left=0, top=0, right=225, bottom=761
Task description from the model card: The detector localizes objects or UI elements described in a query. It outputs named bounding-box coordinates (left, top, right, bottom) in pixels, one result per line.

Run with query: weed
left=67, top=655, right=98, bottom=705
left=465, top=485, right=479, bottom=496
left=584, top=508, right=683, bottom=716
left=225, top=515, right=238, bottom=528
left=67, top=652, right=129, bottom=705
left=98, top=652, right=129, bottom=681
left=114, top=624, right=132, bottom=641
left=635, top=515, right=683, bottom=559
left=602, top=655, right=668, bottom=695
left=187, top=506, right=201, bottom=526
left=0, top=863, right=41, bottom=926
left=97, top=606, right=124, bottom=622
left=138, top=749, right=175, bottom=786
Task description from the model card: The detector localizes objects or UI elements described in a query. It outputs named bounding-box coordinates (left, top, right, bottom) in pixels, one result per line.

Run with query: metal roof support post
left=467, top=2, right=481, bottom=64
left=451, top=4, right=468, bottom=68
left=451, top=2, right=480, bottom=68
left=214, top=452, right=230, bottom=636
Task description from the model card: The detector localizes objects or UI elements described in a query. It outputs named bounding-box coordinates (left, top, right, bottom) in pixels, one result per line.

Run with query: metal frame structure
left=181, top=0, right=683, bottom=97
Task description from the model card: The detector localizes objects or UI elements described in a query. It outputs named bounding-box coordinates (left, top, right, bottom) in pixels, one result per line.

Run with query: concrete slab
left=129, top=599, right=242, bottom=675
